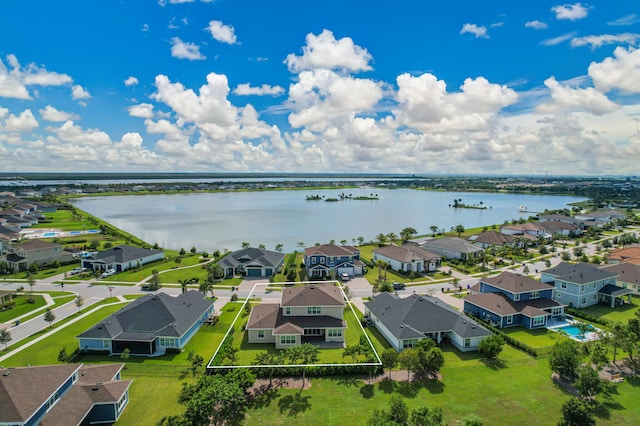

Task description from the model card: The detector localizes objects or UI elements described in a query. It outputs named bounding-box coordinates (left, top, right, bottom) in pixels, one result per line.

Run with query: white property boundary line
left=206, top=280, right=382, bottom=370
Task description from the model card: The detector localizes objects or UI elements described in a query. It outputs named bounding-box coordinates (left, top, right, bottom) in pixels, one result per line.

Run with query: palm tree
left=178, top=279, right=188, bottom=294
left=199, top=281, right=214, bottom=298
left=375, top=260, right=389, bottom=282
left=297, top=242, right=305, bottom=249
left=454, top=224, right=465, bottom=237
left=386, top=232, right=398, bottom=243
left=375, top=233, right=388, bottom=246
left=357, top=236, right=365, bottom=246
left=429, top=226, right=439, bottom=237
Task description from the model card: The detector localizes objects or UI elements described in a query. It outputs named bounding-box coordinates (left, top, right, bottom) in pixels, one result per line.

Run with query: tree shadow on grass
left=251, top=386, right=280, bottom=409
left=593, top=399, right=625, bottom=421
left=327, top=375, right=361, bottom=387
left=396, top=381, right=419, bottom=398
left=378, top=378, right=395, bottom=393
left=360, top=384, right=375, bottom=399
left=479, top=358, right=507, bottom=370
left=278, top=393, right=312, bottom=417
left=421, top=379, right=445, bottom=395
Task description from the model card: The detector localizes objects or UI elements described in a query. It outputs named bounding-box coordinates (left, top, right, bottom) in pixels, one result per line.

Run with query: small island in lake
left=306, top=192, right=379, bottom=202
left=449, top=198, right=489, bottom=209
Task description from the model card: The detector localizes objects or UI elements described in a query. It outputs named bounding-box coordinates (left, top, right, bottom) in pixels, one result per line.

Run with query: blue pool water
left=42, top=232, right=56, bottom=237
left=555, top=324, right=594, bottom=340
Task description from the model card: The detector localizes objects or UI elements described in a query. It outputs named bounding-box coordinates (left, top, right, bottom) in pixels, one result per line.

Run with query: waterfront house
left=464, top=271, right=564, bottom=329
left=81, top=245, right=164, bottom=273
left=541, top=262, right=632, bottom=308
left=467, top=230, right=516, bottom=248
left=304, top=244, right=365, bottom=278
left=365, top=292, right=492, bottom=352
left=606, top=244, right=640, bottom=265
left=215, top=247, right=285, bottom=278
left=0, top=363, right=131, bottom=426
left=246, top=283, right=346, bottom=349
left=372, top=244, right=441, bottom=273
left=77, top=291, right=214, bottom=356
left=574, top=210, right=626, bottom=227
left=423, top=237, right=484, bottom=261
left=5, top=239, right=71, bottom=272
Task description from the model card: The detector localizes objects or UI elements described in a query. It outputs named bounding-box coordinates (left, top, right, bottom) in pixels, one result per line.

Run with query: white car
left=340, top=273, right=350, bottom=282
left=101, top=269, right=116, bottom=278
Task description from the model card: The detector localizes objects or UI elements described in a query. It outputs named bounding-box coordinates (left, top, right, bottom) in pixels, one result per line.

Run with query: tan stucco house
left=5, top=239, right=71, bottom=271
left=246, top=283, right=346, bottom=349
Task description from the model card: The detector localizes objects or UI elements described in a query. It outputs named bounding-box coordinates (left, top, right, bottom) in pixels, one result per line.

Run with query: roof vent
left=2, top=371, right=9, bottom=376
left=91, top=386, right=99, bottom=391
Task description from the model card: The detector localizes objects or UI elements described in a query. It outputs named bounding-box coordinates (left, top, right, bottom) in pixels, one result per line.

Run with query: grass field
left=581, top=295, right=640, bottom=324
left=0, top=294, right=46, bottom=323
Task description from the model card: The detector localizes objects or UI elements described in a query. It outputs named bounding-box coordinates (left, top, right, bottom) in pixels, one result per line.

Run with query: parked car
left=101, top=269, right=116, bottom=278
left=69, top=267, right=87, bottom=275
left=392, top=281, right=406, bottom=290
left=340, top=273, right=350, bottom=282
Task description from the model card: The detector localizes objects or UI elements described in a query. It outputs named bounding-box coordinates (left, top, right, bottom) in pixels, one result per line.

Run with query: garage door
left=246, top=268, right=262, bottom=277
left=337, top=267, right=354, bottom=276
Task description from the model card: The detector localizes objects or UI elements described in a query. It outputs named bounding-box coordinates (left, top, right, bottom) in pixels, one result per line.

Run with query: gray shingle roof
left=87, top=245, right=163, bottom=265
left=468, top=231, right=515, bottom=246
left=246, top=302, right=346, bottom=331
left=304, top=244, right=358, bottom=257
left=464, top=292, right=563, bottom=317
left=482, top=271, right=554, bottom=293
left=77, top=291, right=213, bottom=341
left=542, top=262, right=616, bottom=284
left=373, top=244, right=440, bottom=263
left=365, top=293, right=492, bottom=340
left=281, top=283, right=345, bottom=307
left=424, top=237, right=484, bottom=254
left=216, top=247, right=285, bottom=269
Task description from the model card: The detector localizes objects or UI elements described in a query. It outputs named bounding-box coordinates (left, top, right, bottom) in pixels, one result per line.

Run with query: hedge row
left=210, top=363, right=383, bottom=378
left=565, top=308, right=612, bottom=327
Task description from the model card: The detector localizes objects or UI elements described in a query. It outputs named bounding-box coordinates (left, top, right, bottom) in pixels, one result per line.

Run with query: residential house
left=246, top=283, right=346, bottom=349
left=601, top=263, right=640, bottom=295
left=372, top=244, right=441, bottom=273
left=215, top=247, right=285, bottom=278
left=422, top=237, right=484, bottom=261
left=537, top=214, right=579, bottom=225
left=304, top=244, right=365, bottom=278
left=0, top=363, right=131, bottom=426
left=606, top=245, right=640, bottom=265
left=464, top=271, right=565, bottom=329
left=81, top=245, right=164, bottom=273
left=77, top=291, right=214, bottom=356
left=539, top=220, right=581, bottom=237
left=574, top=210, right=626, bottom=227
left=5, top=239, right=71, bottom=272
left=467, top=230, right=516, bottom=248
left=365, top=292, right=492, bottom=352
left=541, top=262, right=632, bottom=308
left=501, top=223, right=549, bottom=239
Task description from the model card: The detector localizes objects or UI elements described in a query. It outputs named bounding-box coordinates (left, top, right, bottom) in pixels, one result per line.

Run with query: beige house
left=5, top=239, right=71, bottom=271
left=246, top=283, right=346, bottom=349
left=0, top=290, right=12, bottom=307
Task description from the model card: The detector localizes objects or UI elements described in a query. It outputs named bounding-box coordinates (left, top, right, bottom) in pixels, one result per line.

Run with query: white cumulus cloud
left=39, top=105, right=79, bottom=122
left=128, top=103, right=155, bottom=118
left=525, top=20, right=548, bottom=30
left=71, top=85, right=91, bottom=100
left=285, top=30, right=373, bottom=73
left=170, top=37, right=206, bottom=60
left=460, top=23, right=489, bottom=38
left=4, top=109, right=39, bottom=132
left=207, top=20, right=238, bottom=44
left=233, top=83, right=284, bottom=96
left=536, top=76, right=619, bottom=115
left=571, top=33, right=640, bottom=49
left=589, top=46, right=640, bottom=94
left=551, top=3, right=589, bottom=21
left=0, top=54, right=73, bottom=99
left=124, top=76, right=139, bottom=87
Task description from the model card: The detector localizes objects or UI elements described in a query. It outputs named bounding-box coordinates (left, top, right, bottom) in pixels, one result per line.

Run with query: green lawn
left=1, top=302, right=126, bottom=366
left=580, top=295, right=640, bottom=324
left=502, top=326, right=571, bottom=349
left=0, top=294, right=47, bottom=322
left=242, top=344, right=638, bottom=426
left=33, top=208, right=96, bottom=231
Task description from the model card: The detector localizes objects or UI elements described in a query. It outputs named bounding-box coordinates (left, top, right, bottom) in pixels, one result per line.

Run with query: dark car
left=392, top=282, right=406, bottom=290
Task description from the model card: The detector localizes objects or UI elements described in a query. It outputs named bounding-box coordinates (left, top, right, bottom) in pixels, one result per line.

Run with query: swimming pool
left=550, top=322, right=600, bottom=342
left=42, top=232, right=57, bottom=237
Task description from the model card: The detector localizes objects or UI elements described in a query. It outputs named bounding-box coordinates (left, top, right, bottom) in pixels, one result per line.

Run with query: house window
left=257, top=330, right=265, bottom=339
left=305, top=328, right=322, bottom=336
left=307, top=306, right=322, bottom=315
left=280, top=335, right=296, bottom=345
left=561, top=282, right=567, bottom=289
left=581, top=297, right=587, bottom=305
left=533, top=316, right=545, bottom=326
left=320, top=257, right=325, bottom=264
left=116, top=391, right=129, bottom=413
left=312, top=257, right=317, bottom=264
left=158, top=337, right=176, bottom=347
left=327, top=329, right=343, bottom=337
left=592, top=294, right=598, bottom=300
left=506, top=315, right=513, bottom=325
left=284, top=307, right=291, bottom=315
left=402, top=339, right=417, bottom=349
left=103, top=340, right=110, bottom=349
left=464, top=338, right=470, bottom=347
left=530, top=291, right=539, bottom=299
left=513, top=294, right=520, bottom=301
left=556, top=293, right=561, bottom=300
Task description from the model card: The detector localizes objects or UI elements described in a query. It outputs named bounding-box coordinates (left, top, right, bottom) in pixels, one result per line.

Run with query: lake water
left=71, top=189, right=584, bottom=253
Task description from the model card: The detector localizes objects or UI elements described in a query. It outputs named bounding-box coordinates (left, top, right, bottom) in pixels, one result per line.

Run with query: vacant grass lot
left=502, top=326, right=572, bottom=349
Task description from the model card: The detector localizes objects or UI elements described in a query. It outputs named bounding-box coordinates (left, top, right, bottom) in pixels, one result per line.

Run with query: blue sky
left=1, top=1, right=639, bottom=175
